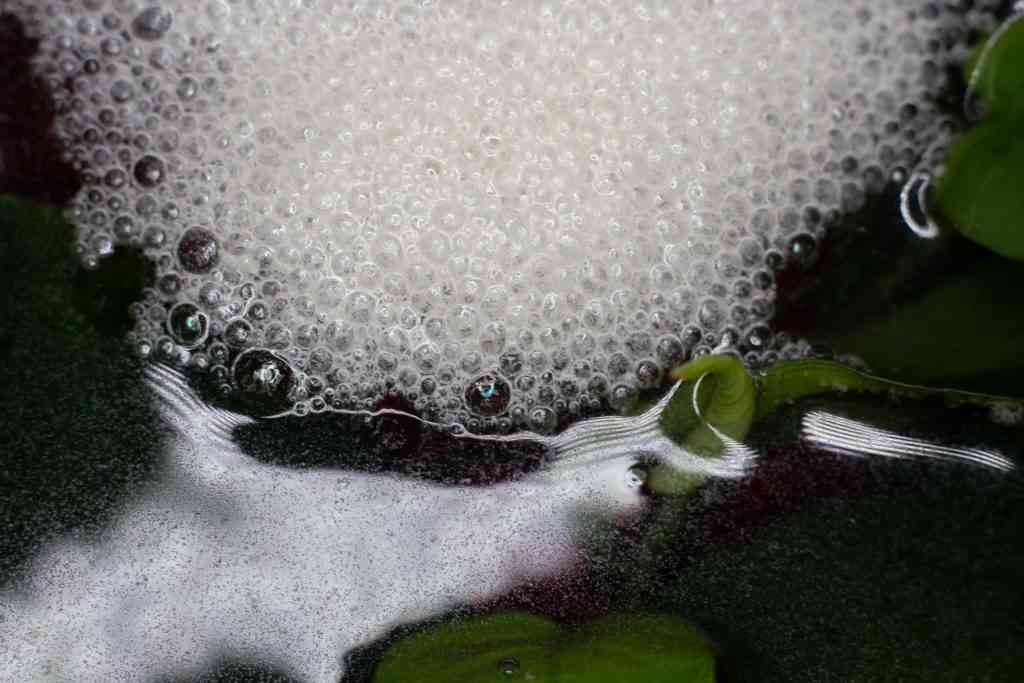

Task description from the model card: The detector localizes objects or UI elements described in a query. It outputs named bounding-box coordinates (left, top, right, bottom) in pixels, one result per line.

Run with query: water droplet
left=132, top=6, right=173, bottom=41
left=465, top=373, right=511, bottom=417
left=177, top=227, right=219, bottom=273
left=167, top=302, right=208, bottom=347
left=133, top=155, right=165, bottom=188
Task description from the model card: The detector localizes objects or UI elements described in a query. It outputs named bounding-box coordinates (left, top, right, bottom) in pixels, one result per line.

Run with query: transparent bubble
left=233, top=348, right=295, bottom=407
left=464, top=373, right=511, bottom=417
left=132, top=7, right=173, bottom=41
left=224, top=319, right=253, bottom=348
left=177, top=227, right=219, bottom=274
left=625, top=463, right=648, bottom=490
left=167, top=302, right=209, bottom=348
left=133, top=155, right=165, bottom=188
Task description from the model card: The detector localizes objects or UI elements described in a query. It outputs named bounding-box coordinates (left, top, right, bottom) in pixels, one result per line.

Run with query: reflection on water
left=1, top=362, right=1018, bottom=682
left=0, top=365, right=658, bottom=682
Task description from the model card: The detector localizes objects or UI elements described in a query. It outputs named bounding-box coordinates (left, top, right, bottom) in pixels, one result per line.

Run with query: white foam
left=10, top=0, right=999, bottom=428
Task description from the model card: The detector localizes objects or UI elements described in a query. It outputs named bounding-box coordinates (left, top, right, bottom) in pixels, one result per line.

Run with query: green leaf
left=648, top=354, right=756, bottom=495
left=373, top=612, right=716, bottom=683
left=963, top=16, right=1024, bottom=119
left=556, top=614, right=716, bottom=683
left=830, top=256, right=1024, bottom=393
left=935, top=17, right=1024, bottom=262
left=935, top=118, right=1024, bottom=262
left=373, top=612, right=561, bottom=682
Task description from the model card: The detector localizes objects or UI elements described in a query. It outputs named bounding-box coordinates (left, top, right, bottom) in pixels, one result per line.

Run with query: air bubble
left=133, top=155, right=165, bottom=188
left=177, top=227, right=219, bottom=273
left=132, top=7, right=173, bottom=41
left=625, top=464, right=648, bottom=489
left=465, top=373, right=511, bottom=417
left=529, top=406, right=557, bottom=433
left=224, top=319, right=253, bottom=347
left=167, top=303, right=209, bottom=347
left=233, top=348, right=295, bottom=405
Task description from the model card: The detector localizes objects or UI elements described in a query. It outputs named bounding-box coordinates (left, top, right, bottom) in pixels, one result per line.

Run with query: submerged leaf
left=831, top=256, right=1024, bottom=392
left=372, top=612, right=715, bottom=683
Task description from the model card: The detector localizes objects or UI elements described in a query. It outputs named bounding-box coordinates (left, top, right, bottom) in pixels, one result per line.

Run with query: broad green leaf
left=555, top=613, right=716, bottom=683
left=373, top=612, right=716, bottom=683
left=935, top=118, right=1024, bottom=262
left=373, top=612, right=561, bottom=682
left=936, top=16, right=1024, bottom=262
left=963, top=16, right=1024, bottom=118
left=831, top=256, right=1024, bottom=392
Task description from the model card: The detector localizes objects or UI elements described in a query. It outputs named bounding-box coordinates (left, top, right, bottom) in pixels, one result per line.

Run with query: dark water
left=2, top=6, right=1024, bottom=683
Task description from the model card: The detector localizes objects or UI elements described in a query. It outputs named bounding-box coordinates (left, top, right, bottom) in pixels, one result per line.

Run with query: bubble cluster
left=10, top=0, right=999, bottom=429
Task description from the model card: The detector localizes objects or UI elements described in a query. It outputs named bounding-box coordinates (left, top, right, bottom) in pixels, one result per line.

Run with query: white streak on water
left=801, top=411, right=1016, bottom=473
left=0, top=365, right=705, bottom=683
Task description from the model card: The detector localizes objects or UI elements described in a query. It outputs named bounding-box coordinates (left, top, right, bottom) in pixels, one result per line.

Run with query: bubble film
left=8, top=0, right=999, bottom=429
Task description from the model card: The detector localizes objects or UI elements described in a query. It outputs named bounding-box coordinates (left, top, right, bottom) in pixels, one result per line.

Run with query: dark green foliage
left=0, top=195, right=160, bottom=580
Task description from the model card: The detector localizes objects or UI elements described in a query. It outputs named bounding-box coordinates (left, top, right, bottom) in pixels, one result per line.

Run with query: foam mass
left=9, top=0, right=998, bottom=430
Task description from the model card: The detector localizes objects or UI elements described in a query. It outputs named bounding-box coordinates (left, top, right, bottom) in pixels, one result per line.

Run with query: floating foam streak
left=801, top=410, right=1016, bottom=473
left=0, top=365, right=667, bottom=683
left=543, top=375, right=757, bottom=480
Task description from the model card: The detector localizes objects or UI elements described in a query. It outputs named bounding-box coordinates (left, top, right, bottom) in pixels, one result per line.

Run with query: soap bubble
left=177, top=227, right=219, bottom=274
left=167, top=303, right=209, bottom=348
left=464, top=373, right=511, bottom=417
left=132, top=7, right=173, bottom=41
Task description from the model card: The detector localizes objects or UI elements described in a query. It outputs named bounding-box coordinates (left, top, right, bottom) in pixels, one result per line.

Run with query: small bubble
left=625, top=463, right=648, bottom=489
left=529, top=406, right=557, bottom=432
left=745, top=324, right=773, bottom=350
left=110, top=80, right=135, bottom=103
left=609, top=384, right=636, bottom=411
left=133, top=155, right=165, bottom=188
left=224, top=318, right=253, bottom=347
left=788, top=234, right=818, bottom=269
left=176, top=77, right=199, bottom=101
left=635, top=359, right=661, bottom=389
left=104, top=169, right=127, bottom=189
left=167, top=303, right=209, bottom=347
left=233, top=348, right=295, bottom=405
left=465, top=373, right=511, bottom=417
left=133, top=6, right=174, bottom=41
left=177, top=227, right=220, bottom=273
